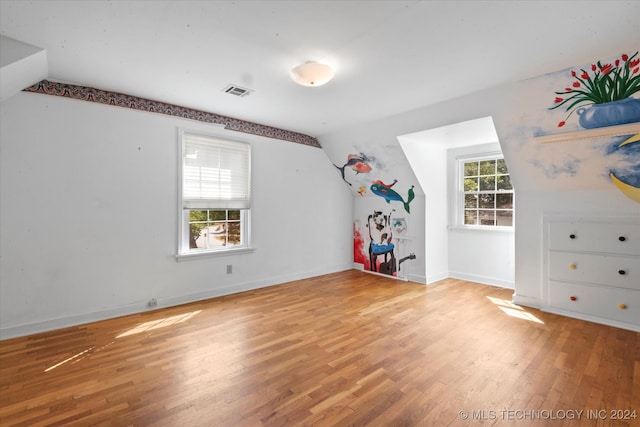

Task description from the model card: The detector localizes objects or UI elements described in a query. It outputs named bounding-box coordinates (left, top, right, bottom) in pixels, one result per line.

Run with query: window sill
left=448, top=225, right=514, bottom=233
left=175, top=246, right=255, bottom=262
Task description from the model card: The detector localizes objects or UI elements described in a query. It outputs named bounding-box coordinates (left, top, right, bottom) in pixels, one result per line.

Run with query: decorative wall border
left=23, top=80, right=321, bottom=148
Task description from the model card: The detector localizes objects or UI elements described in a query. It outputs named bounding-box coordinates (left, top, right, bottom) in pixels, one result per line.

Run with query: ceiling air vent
left=222, top=84, right=253, bottom=97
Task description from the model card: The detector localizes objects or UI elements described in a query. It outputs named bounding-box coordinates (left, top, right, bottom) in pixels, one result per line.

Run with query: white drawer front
left=549, top=251, right=639, bottom=290
left=548, top=221, right=640, bottom=255
left=549, top=281, right=640, bottom=325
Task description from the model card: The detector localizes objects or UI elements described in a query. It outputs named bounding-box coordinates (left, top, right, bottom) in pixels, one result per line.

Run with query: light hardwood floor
left=1, top=270, right=638, bottom=426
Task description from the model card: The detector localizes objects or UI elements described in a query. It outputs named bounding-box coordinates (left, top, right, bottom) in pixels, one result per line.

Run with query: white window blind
left=182, top=132, right=251, bottom=209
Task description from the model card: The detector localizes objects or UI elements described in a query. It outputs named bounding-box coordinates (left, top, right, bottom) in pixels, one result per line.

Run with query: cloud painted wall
left=495, top=49, right=640, bottom=307
left=497, top=50, right=640, bottom=199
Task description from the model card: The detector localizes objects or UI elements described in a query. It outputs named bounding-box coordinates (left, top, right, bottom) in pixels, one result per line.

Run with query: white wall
left=399, top=137, right=515, bottom=287
left=448, top=229, right=514, bottom=288
left=0, top=92, right=353, bottom=339
left=319, top=87, right=513, bottom=287
left=320, top=70, right=639, bottom=310
left=322, top=95, right=517, bottom=288
left=512, top=189, right=638, bottom=307
left=446, top=143, right=514, bottom=288
left=397, top=139, right=448, bottom=283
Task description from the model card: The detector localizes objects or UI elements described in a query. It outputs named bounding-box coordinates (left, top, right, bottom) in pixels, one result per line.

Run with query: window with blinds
left=182, top=132, right=251, bottom=210
left=178, top=130, right=252, bottom=257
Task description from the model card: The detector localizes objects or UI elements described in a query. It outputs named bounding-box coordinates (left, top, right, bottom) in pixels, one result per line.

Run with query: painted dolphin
left=371, top=181, right=415, bottom=213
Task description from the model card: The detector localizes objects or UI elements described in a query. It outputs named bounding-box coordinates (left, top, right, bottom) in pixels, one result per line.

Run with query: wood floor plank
left=1, top=270, right=638, bottom=426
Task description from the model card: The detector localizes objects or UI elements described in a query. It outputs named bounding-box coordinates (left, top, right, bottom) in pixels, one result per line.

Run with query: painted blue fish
left=370, top=180, right=415, bottom=213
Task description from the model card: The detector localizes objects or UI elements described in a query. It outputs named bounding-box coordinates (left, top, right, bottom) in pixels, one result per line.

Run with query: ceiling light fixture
left=290, top=62, right=335, bottom=87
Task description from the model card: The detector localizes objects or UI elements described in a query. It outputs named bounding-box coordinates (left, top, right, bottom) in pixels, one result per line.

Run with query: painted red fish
left=334, top=153, right=372, bottom=186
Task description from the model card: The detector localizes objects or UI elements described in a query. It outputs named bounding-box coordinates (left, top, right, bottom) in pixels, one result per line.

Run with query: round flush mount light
left=290, top=62, right=335, bottom=87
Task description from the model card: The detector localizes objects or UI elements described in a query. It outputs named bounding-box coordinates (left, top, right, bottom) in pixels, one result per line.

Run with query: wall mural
left=502, top=50, right=640, bottom=202
left=339, top=150, right=417, bottom=279
left=549, top=52, right=640, bottom=130
left=370, top=179, right=415, bottom=213
left=607, top=134, right=640, bottom=202
left=545, top=51, right=640, bottom=203
left=333, top=153, right=373, bottom=186
left=363, top=209, right=416, bottom=276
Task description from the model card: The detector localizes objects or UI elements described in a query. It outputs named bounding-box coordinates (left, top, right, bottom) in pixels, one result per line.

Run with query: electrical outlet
left=226, top=264, right=232, bottom=274
left=147, top=298, right=157, bottom=307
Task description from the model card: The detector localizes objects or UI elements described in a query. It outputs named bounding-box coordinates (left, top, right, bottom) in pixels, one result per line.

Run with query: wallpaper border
left=23, top=80, right=320, bottom=148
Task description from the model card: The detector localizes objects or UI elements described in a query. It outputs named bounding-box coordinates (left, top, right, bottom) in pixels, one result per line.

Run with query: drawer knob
left=570, top=296, right=577, bottom=301
left=619, top=236, right=626, bottom=242
left=569, top=263, right=577, bottom=270
left=569, top=234, right=576, bottom=239
left=618, top=303, right=627, bottom=309
left=618, top=269, right=626, bottom=275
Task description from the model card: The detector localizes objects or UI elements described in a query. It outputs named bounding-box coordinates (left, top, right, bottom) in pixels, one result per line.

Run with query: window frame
left=176, top=128, right=253, bottom=261
left=452, top=150, right=514, bottom=231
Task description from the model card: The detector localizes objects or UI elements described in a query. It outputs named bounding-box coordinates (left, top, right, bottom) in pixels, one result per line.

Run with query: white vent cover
left=222, top=84, right=253, bottom=97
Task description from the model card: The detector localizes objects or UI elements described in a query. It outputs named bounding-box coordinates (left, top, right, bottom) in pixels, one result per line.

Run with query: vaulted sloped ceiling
left=0, top=35, right=47, bottom=102
left=1, top=1, right=639, bottom=138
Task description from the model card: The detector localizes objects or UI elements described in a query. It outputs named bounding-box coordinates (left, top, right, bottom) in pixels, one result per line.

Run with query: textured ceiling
left=1, top=0, right=639, bottom=138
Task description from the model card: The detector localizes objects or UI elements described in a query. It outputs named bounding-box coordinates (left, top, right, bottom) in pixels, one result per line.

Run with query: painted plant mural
left=550, top=52, right=640, bottom=129
left=544, top=51, right=640, bottom=203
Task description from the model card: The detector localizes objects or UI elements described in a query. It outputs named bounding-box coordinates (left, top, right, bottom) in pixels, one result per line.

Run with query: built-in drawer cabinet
left=545, top=217, right=640, bottom=331
left=549, top=221, right=640, bottom=255
left=549, top=281, right=640, bottom=325
left=548, top=252, right=638, bottom=290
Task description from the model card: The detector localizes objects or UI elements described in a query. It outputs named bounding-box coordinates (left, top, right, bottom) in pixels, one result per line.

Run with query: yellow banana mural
left=610, top=133, right=640, bottom=202
left=618, top=133, right=640, bottom=147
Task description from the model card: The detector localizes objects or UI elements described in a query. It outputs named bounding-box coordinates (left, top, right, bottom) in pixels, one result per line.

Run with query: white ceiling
left=1, top=0, right=639, bottom=138
left=399, top=116, right=499, bottom=149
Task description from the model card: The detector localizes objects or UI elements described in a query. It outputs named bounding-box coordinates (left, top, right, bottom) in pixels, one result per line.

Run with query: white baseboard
left=425, top=272, right=447, bottom=284
left=448, top=271, right=514, bottom=290
left=360, top=269, right=408, bottom=282
left=511, top=293, right=542, bottom=309
left=541, top=306, right=640, bottom=332
left=0, top=264, right=353, bottom=340
left=408, top=274, right=427, bottom=284
left=353, top=262, right=424, bottom=283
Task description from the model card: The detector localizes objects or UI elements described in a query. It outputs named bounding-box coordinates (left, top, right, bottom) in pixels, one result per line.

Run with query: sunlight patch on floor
left=44, top=348, right=93, bottom=372
left=116, top=310, right=202, bottom=338
left=487, top=296, right=544, bottom=324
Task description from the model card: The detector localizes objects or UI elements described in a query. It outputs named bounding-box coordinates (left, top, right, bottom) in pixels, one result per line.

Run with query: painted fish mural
left=334, top=153, right=372, bottom=186
left=370, top=179, right=415, bottom=213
